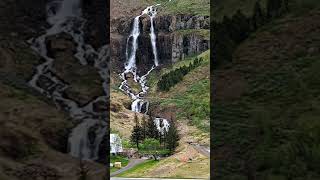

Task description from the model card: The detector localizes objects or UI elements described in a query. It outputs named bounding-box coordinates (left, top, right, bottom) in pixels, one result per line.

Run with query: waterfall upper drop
left=124, top=4, right=160, bottom=75
left=125, top=15, right=141, bottom=75
left=119, top=4, right=161, bottom=114
left=143, top=4, right=160, bottom=67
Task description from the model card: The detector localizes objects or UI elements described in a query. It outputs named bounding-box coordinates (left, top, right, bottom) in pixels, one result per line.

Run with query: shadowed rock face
left=82, top=0, right=109, bottom=49
left=0, top=0, right=47, bottom=39
left=111, top=14, right=210, bottom=74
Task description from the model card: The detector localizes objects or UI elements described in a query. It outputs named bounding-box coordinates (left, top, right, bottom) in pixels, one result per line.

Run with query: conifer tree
left=231, top=10, right=251, bottom=43
left=166, top=118, right=179, bottom=154
left=252, top=1, right=265, bottom=30
left=141, top=115, right=147, bottom=140
left=146, top=113, right=158, bottom=139
left=130, top=114, right=143, bottom=149
left=267, top=0, right=282, bottom=18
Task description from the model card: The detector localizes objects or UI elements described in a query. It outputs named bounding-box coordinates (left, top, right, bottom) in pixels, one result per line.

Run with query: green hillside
left=134, top=0, right=210, bottom=16
left=213, top=0, right=320, bottom=179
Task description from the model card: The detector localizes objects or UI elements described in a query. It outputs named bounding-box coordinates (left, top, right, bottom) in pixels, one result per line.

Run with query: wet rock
left=97, top=133, right=109, bottom=164
left=88, top=125, right=98, bottom=145
left=46, top=33, right=77, bottom=58
left=50, top=50, right=104, bottom=106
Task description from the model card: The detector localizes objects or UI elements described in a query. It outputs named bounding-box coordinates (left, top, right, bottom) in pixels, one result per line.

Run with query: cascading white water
left=148, top=6, right=159, bottom=66
left=154, top=118, right=170, bottom=134
left=29, top=0, right=108, bottom=160
left=125, top=15, right=141, bottom=77
left=118, top=4, right=170, bottom=135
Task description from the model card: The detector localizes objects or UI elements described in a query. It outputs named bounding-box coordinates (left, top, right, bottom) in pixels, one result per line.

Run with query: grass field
left=117, top=160, right=159, bottom=177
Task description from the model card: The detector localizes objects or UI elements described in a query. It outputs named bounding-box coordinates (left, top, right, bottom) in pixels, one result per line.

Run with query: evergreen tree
left=252, top=1, right=266, bottom=30
left=231, top=10, right=251, bottom=43
left=213, top=24, right=236, bottom=66
left=267, top=0, right=282, bottom=18
left=130, top=114, right=143, bottom=149
left=280, top=0, right=289, bottom=15
left=146, top=113, right=158, bottom=139
left=166, top=118, right=179, bottom=154
left=141, top=115, right=147, bottom=140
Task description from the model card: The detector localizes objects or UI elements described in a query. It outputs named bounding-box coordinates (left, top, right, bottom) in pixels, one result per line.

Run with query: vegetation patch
left=155, top=0, right=210, bottom=16
left=110, top=155, right=129, bottom=173
left=161, top=79, right=210, bottom=132
left=214, top=56, right=320, bottom=179
left=157, top=57, right=204, bottom=91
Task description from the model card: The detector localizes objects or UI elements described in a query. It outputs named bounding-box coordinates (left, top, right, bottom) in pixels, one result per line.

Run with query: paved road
left=191, top=144, right=210, bottom=157
left=111, top=159, right=147, bottom=177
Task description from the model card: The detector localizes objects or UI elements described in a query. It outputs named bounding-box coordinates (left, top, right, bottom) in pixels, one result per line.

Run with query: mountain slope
left=213, top=8, right=320, bottom=179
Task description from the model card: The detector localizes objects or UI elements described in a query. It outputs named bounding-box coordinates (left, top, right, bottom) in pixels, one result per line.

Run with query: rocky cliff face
left=111, top=14, right=210, bottom=73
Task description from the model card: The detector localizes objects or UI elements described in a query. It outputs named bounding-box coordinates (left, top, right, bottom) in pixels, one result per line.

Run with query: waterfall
left=154, top=118, right=170, bottom=134
left=119, top=4, right=170, bottom=133
left=125, top=15, right=142, bottom=77
left=149, top=7, right=159, bottom=66
left=28, top=0, right=108, bottom=161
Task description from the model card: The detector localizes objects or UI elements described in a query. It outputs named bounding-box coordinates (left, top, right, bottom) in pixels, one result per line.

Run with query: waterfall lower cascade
left=119, top=4, right=170, bottom=132
left=28, top=0, right=109, bottom=160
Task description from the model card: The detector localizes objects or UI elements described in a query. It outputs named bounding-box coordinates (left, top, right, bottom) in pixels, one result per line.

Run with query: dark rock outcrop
left=111, top=14, right=210, bottom=73
left=0, top=0, right=47, bottom=39
left=82, top=0, right=109, bottom=49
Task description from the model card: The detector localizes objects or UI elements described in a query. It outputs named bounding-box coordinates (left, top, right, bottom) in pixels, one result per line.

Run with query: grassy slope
left=155, top=0, right=210, bottom=16
left=212, top=0, right=320, bottom=20
left=213, top=0, right=266, bottom=20
left=117, top=144, right=210, bottom=178
left=214, top=6, right=320, bottom=179
left=156, top=50, right=210, bottom=132
left=117, top=160, right=159, bottom=177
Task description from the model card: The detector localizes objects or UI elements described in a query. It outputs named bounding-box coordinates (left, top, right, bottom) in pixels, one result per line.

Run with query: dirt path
left=111, top=158, right=147, bottom=177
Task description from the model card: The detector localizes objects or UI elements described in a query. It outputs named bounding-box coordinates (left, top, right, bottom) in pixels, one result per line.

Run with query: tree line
left=213, top=0, right=289, bottom=67
left=130, top=113, right=179, bottom=158
left=158, top=57, right=204, bottom=91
